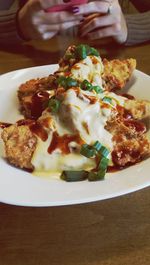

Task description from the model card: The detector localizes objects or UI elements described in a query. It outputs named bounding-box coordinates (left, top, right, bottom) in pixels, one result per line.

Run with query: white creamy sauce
left=32, top=87, right=117, bottom=173
left=62, top=89, right=113, bottom=149
left=71, top=56, right=104, bottom=87
left=32, top=137, right=95, bottom=174
left=31, top=54, right=128, bottom=175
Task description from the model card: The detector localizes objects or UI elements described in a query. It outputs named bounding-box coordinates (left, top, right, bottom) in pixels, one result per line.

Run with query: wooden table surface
left=0, top=38, right=150, bottom=265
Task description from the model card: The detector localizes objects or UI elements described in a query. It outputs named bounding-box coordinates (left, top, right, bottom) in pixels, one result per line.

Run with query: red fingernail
left=63, top=0, right=71, bottom=2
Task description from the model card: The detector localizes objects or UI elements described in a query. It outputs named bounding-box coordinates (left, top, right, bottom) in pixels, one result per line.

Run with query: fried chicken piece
left=18, top=75, right=56, bottom=119
left=102, top=58, right=136, bottom=91
left=1, top=124, right=37, bottom=170
left=106, top=115, right=150, bottom=167
left=18, top=75, right=56, bottom=98
left=124, top=99, right=150, bottom=120
left=112, top=137, right=150, bottom=167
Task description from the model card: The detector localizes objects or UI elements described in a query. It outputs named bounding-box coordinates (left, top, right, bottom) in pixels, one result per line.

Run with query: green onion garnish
left=99, top=146, right=110, bottom=157
left=75, top=44, right=100, bottom=60
left=98, top=157, right=109, bottom=170
left=61, top=170, right=88, bottom=182
left=93, top=141, right=102, bottom=152
left=80, top=144, right=96, bottom=158
left=56, top=76, right=78, bottom=89
left=89, top=47, right=99, bottom=56
left=81, top=80, right=92, bottom=91
left=66, top=77, right=78, bottom=87
left=56, top=76, right=67, bottom=87
left=48, top=98, right=60, bottom=113
left=88, top=169, right=106, bottom=181
left=75, top=44, right=87, bottom=60
left=102, top=97, right=112, bottom=104
left=93, top=85, right=103, bottom=94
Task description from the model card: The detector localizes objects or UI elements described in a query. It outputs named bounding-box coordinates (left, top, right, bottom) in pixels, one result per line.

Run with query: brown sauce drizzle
left=83, top=94, right=97, bottom=104
left=121, top=93, right=135, bottom=100
left=91, top=57, right=99, bottom=64
left=0, top=122, right=12, bottom=129
left=107, top=165, right=124, bottom=172
left=111, top=148, right=141, bottom=169
left=16, top=119, right=35, bottom=126
left=116, top=105, right=133, bottom=120
left=30, top=91, right=51, bottom=119
left=30, top=122, right=48, bottom=142
left=124, top=120, right=146, bottom=133
left=71, top=87, right=81, bottom=96
left=64, top=72, right=71, bottom=77
left=48, top=131, right=83, bottom=154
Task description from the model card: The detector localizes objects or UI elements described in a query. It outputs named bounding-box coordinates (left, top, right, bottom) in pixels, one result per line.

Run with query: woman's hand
left=73, top=0, right=128, bottom=44
left=17, top=0, right=83, bottom=40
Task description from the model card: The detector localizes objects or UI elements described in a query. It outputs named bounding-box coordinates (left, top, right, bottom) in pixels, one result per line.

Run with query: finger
left=38, top=0, right=65, bottom=10
left=36, top=10, right=83, bottom=24
left=42, top=31, right=57, bottom=40
left=80, top=14, right=119, bottom=37
left=72, top=1, right=110, bottom=15
left=86, top=23, right=121, bottom=40
left=38, top=20, right=80, bottom=34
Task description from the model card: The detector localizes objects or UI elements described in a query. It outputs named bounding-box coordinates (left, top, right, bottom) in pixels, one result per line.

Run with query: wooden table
left=0, top=39, right=150, bottom=265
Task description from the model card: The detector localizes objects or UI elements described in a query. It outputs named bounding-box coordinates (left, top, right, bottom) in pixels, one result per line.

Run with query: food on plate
left=18, top=44, right=136, bottom=119
left=1, top=44, right=150, bottom=181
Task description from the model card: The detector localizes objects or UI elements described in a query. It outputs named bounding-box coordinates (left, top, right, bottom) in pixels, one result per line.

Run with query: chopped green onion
left=89, top=47, right=99, bottom=57
left=66, top=77, right=78, bottom=87
left=56, top=76, right=78, bottom=89
left=74, top=44, right=100, bottom=61
left=61, top=170, right=88, bottom=182
left=75, top=44, right=87, bottom=60
left=92, top=85, right=103, bottom=94
left=102, top=97, right=112, bottom=104
left=80, top=144, right=96, bottom=158
left=99, top=146, right=110, bottom=157
left=93, top=141, right=102, bottom=152
left=98, top=157, right=109, bottom=170
left=88, top=169, right=106, bottom=181
left=81, top=80, right=92, bottom=91
left=48, top=98, right=60, bottom=113
left=56, top=76, right=67, bottom=87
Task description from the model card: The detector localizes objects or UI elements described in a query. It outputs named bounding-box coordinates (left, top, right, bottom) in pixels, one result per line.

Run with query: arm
left=0, top=0, right=22, bottom=44
left=125, top=11, right=150, bottom=45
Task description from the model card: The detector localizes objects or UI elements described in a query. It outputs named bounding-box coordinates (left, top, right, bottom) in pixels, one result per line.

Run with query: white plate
left=0, top=65, right=150, bottom=207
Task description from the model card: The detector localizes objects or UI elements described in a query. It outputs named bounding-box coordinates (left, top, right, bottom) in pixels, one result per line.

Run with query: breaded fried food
left=102, top=58, right=136, bottom=91
left=18, top=75, right=56, bottom=98
left=105, top=114, right=150, bottom=167
left=1, top=124, right=37, bottom=170
left=124, top=99, right=150, bottom=120
left=18, top=75, right=56, bottom=119
left=17, top=45, right=136, bottom=120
